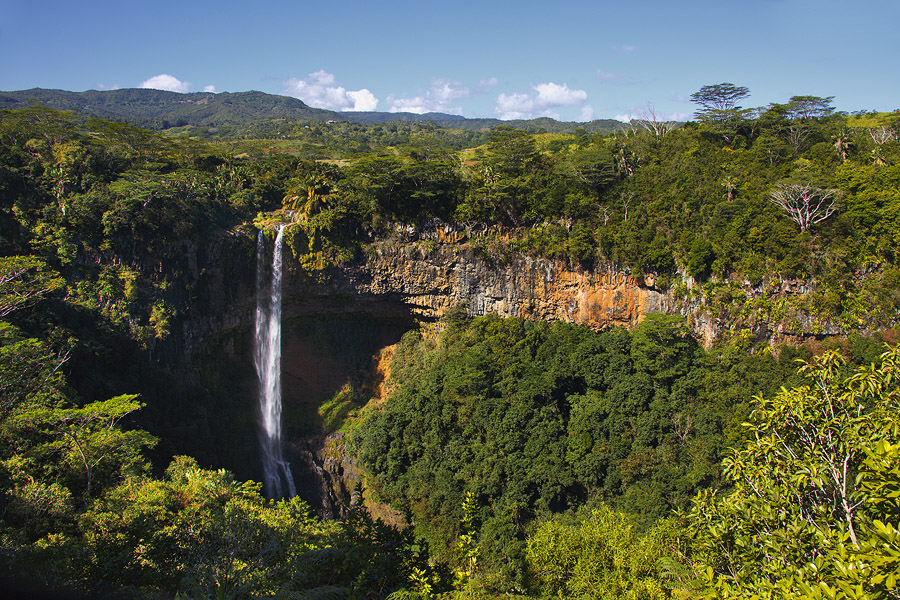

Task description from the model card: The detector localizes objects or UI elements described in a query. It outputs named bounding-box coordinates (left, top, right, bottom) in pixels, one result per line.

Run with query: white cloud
left=614, top=113, right=636, bottom=123
left=534, top=82, right=587, bottom=106
left=347, top=89, right=378, bottom=111
left=495, top=92, right=535, bottom=120
left=618, top=45, right=637, bottom=52
left=387, top=78, right=469, bottom=114
left=283, top=70, right=379, bottom=111
left=495, top=82, right=589, bottom=120
left=431, top=79, right=469, bottom=106
left=388, top=96, right=429, bottom=114
left=95, top=83, right=120, bottom=91
left=597, top=71, right=619, bottom=81
left=580, top=105, right=595, bottom=121
left=140, top=74, right=190, bottom=93
left=203, top=85, right=217, bottom=93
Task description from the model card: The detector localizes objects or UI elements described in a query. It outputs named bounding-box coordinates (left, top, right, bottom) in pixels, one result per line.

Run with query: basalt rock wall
left=177, top=227, right=679, bottom=358
left=343, top=240, right=673, bottom=331
left=177, top=222, right=852, bottom=363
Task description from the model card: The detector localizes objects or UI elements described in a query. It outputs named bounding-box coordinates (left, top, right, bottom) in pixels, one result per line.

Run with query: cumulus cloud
left=283, top=70, right=378, bottom=111
left=534, top=82, right=587, bottom=106
left=140, top=74, right=190, bottom=93
left=387, top=78, right=469, bottom=114
left=203, top=85, right=217, bottom=93
left=387, top=96, right=429, bottom=114
left=580, top=105, right=595, bottom=121
left=496, top=92, right=536, bottom=120
left=347, top=89, right=378, bottom=111
left=95, top=83, right=121, bottom=91
left=495, top=82, right=588, bottom=120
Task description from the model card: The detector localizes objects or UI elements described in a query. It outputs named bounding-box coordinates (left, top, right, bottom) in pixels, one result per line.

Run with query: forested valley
left=1, top=85, right=899, bottom=599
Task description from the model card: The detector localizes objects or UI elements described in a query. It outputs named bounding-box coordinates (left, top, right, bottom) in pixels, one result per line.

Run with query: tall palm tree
left=282, top=174, right=332, bottom=220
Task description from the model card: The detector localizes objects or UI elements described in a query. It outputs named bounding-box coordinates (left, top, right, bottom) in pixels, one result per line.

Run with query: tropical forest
left=1, top=84, right=899, bottom=600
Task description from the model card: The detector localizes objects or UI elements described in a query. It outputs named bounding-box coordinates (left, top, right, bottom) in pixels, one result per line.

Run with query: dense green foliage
left=688, top=347, right=900, bottom=599
left=0, top=108, right=439, bottom=598
left=351, top=314, right=816, bottom=590
left=525, top=506, right=683, bottom=599
left=351, top=328, right=900, bottom=597
left=0, top=88, right=337, bottom=132
left=2, top=85, right=900, bottom=599
left=4, top=450, right=433, bottom=599
left=260, top=100, right=900, bottom=336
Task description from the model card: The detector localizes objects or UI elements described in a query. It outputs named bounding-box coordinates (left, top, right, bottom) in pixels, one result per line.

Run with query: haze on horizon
left=1, top=0, right=897, bottom=122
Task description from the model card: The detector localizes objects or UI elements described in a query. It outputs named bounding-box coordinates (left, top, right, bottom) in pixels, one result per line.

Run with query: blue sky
left=1, top=0, right=897, bottom=122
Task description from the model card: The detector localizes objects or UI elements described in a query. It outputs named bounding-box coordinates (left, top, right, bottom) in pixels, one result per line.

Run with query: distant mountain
left=0, top=88, right=339, bottom=129
left=0, top=88, right=627, bottom=135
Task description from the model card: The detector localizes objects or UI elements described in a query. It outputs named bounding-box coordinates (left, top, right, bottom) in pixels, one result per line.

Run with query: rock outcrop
left=180, top=223, right=852, bottom=358
left=176, top=221, right=865, bottom=364
left=346, top=240, right=672, bottom=330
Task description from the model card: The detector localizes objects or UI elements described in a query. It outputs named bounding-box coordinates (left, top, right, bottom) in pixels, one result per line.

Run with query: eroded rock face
left=179, top=222, right=857, bottom=363
left=177, top=227, right=676, bottom=359
left=344, top=241, right=672, bottom=330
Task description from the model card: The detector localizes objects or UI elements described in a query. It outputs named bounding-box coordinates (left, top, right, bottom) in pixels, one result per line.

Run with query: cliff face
left=329, top=223, right=851, bottom=346
left=177, top=224, right=835, bottom=361
left=345, top=240, right=672, bottom=331
left=174, top=227, right=677, bottom=359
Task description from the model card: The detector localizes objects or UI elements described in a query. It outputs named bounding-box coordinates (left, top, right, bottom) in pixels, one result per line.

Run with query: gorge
left=177, top=219, right=860, bottom=512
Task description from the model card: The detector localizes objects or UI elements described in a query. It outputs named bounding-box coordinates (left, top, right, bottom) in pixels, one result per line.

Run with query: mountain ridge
left=0, top=87, right=628, bottom=134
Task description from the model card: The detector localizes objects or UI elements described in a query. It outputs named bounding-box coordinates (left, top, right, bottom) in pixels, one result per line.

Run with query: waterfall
left=254, top=226, right=296, bottom=499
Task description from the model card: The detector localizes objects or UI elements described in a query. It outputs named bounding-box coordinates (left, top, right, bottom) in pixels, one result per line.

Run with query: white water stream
left=254, top=226, right=297, bottom=499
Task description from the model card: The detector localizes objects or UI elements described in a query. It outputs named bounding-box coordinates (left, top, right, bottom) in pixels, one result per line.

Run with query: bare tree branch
left=768, top=182, right=843, bottom=232
left=633, top=103, right=683, bottom=137
left=869, top=126, right=898, bottom=145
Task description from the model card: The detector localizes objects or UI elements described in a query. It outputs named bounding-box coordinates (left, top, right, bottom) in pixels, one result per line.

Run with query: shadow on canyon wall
left=146, top=304, right=417, bottom=517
